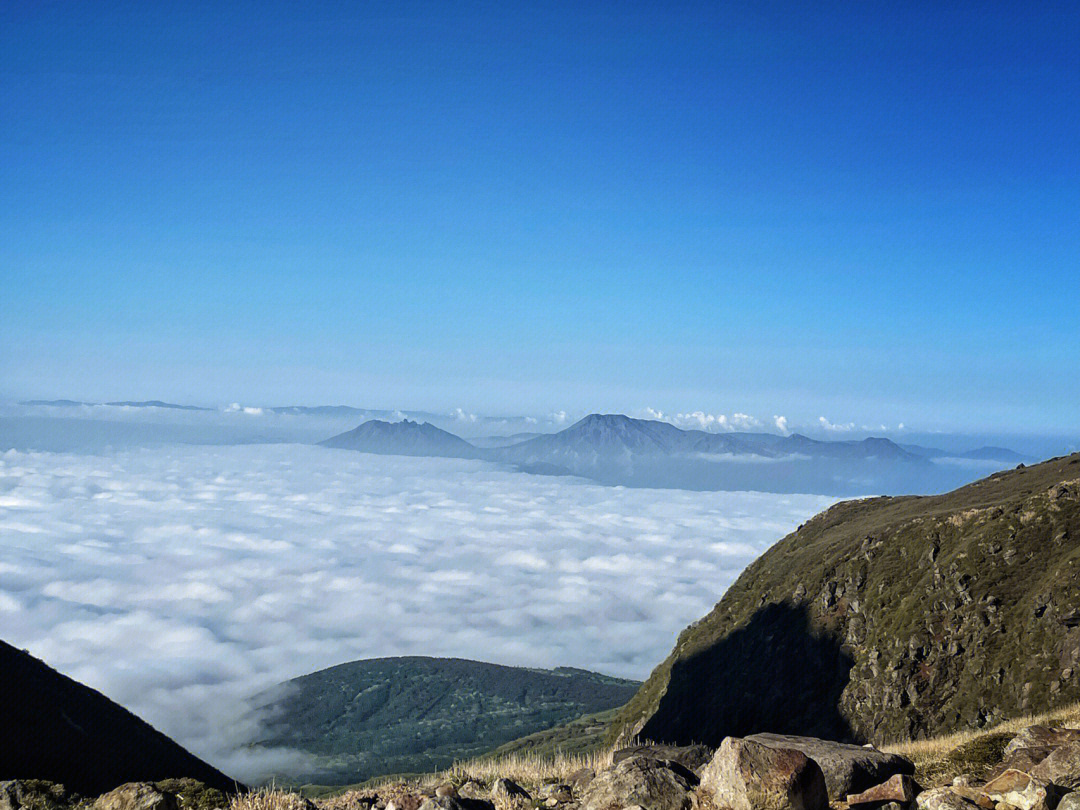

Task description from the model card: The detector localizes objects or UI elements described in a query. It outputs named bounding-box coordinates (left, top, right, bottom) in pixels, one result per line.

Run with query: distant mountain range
left=248, top=656, right=639, bottom=785
left=319, top=413, right=1028, bottom=495
left=20, top=399, right=212, bottom=411
left=0, top=639, right=239, bottom=796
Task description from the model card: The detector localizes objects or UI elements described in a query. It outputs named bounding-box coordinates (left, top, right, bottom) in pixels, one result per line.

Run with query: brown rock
left=698, top=737, right=828, bottom=810
left=981, top=770, right=1062, bottom=810
left=987, top=748, right=1055, bottom=781
left=94, top=784, right=179, bottom=810
left=846, top=773, right=919, bottom=805
left=435, top=786, right=458, bottom=800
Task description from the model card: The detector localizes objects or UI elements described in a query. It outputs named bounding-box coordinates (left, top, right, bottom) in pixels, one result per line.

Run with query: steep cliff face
left=613, top=454, right=1080, bottom=747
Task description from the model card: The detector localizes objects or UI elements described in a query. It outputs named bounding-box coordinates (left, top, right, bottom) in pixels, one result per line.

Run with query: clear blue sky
left=2, top=1, right=1078, bottom=431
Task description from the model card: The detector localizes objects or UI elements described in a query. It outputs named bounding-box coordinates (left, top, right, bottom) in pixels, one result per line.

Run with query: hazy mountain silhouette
left=319, top=419, right=482, bottom=459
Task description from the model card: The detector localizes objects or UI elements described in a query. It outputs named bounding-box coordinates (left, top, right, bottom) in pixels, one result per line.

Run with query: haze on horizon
left=3, top=1, right=1078, bottom=436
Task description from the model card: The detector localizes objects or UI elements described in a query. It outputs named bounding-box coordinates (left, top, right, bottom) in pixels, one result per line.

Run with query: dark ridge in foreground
left=613, top=453, right=1080, bottom=747
left=0, top=639, right=240, bottom=796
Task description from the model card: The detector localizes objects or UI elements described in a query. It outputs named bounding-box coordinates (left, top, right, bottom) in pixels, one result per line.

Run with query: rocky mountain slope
left=0, top=640, right=239, bottom=796
left=249, top=657, right=639, bottom=785
left=612, top=453, right=1080, bottom=747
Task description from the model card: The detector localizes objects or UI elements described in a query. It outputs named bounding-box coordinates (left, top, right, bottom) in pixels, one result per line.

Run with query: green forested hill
left=612, top=453, right=1080, bottom=748
left=251, top=656, right=639, bottom=784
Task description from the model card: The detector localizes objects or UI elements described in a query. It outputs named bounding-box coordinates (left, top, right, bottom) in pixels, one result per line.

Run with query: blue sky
left=2, top=1, right=1078, bottom=432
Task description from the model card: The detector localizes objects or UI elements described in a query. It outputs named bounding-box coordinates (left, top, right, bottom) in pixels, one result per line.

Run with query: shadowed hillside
left=0, top=640, right=239, bottom=796
left=250, top=656, right=640, bottom=785
left=613, top=453, right=1080, bottom=746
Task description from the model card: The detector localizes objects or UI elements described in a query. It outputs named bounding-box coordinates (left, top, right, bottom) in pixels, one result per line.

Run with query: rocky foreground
left=9, top=722, right=1080, bottom=810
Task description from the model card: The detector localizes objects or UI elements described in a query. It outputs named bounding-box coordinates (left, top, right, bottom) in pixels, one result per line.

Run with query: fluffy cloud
left=641, top=409, right=765, bottom=433
left=818, top=416, right=856, bottom=432
left=773, top=415, right=789, bottom=434
left=0, top=445, right=833, bottom=782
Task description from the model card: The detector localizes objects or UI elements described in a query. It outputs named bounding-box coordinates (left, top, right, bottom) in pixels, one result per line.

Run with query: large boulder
left=94, top=784, right=179, bottom=810
left=1004, top=727, right=1080, bottom=757
left=612, top=746, right=714, bottom=775
left=1057, top=792, right=1080, bottom=810
left=745, top=733, right=914, bottom=800
left=580, top=754, right=694, bottom=810
left=981, top=769, right=1063, bottom=810
left=698, top=737, right=828, bottom=810
left=1032, top=741, right=1080, bottom=790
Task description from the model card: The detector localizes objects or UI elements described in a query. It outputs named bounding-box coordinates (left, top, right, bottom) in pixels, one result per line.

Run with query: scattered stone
left=566, top=770, right=594, bottom=793
left=1031, top=741, right=1080, bottom=790
left=538, top=785, right=572, bottom=805
left=915, top=787, right=983, bottom=809
left=745, top=733, right=914, bottom=800
left=698, top=737, right=828, bottom=810
left=981, top=770, right=1061, bottom=810
left=386, top=796, right=425, bottom=810
left=94, top=784, right=180, bottom=810
left=457, top=784, right=484, bottom=801
left=419, top=798, right=494, bottom=810
left=489, top=780, right=529, bottom=802
left=581, top=754, right=695, bottom=810
left=846, top=773, right=919, bottom=805
left=612, top=746, right=714, bottom=775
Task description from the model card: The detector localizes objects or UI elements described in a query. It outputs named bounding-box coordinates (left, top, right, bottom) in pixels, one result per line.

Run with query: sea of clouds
left=0, top=443, right=834, bottom=782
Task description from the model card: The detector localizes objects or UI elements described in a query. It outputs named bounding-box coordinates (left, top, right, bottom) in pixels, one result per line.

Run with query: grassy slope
left=253, top=657, right=638, bottom=785
left=613, top=454, right=1080, bottom=746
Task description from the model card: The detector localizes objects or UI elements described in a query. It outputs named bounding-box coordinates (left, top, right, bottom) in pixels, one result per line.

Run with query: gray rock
left=745, top=733, right=914, bottom=800
left=580, top=755, right=694, bottom=810
left=698, top=737, right=828, bottom=810
left=1058, top=792, right=1080, bottom=810
left=1004, top=727, right=1080, bottom=757
left=94, top=784, right=179, bottom=810
left=1032, top=741, right=1080, bottom=790
left=914, top=787, right=981, bottom=809
left=612, top=746, right=713, bottom=775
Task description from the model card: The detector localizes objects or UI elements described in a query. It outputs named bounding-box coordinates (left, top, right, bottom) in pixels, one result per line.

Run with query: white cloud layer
left=0, top=445, right=833, bottom=781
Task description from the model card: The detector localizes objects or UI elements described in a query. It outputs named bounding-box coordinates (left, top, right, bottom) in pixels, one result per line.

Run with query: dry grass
left=882, top=701, right=1080, bottom=761
left=439, top=746, right=615, bottom=787
left=230, top=787, right=315, bottom=810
